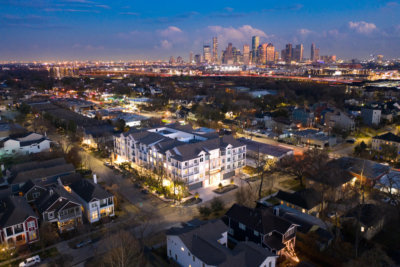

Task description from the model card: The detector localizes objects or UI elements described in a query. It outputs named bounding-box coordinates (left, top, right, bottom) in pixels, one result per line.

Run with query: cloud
left=208, top=25, right=268, bottom=42
left=159, top=26, right=182, bottom=37
left=262, top=4, right=303, bottom=12
left=119, top=12, right=140, bottom=16
left=44, top=8, right=100, bottom=13
left=298, top=28, right=312, bottom=36
left=160, top=40, right=172, bottom=49
left=348, top=21, right=377, bottom=34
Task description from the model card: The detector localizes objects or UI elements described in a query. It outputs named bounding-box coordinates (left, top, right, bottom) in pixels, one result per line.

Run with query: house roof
left=336, top=157, right=390, bottom=180
left=225, top=204, right=293, bottom=235
left=11, top=163, right=75, bottom=185
left=238, top=137, right=292, bottom=158
left=307, top=160, right=354, bottom=187
left=0, top=196, right=37, bottom=228
left=70, top=179, right=112, bottom=203
left=10, top=158, right=66, bottom=175
left=373, top=132, right=400, bottom=143
left=275, top=188, right=322, bottom=210
left=35, top=185, right=81, bottom=214
left=343, top=204, right=383, bottom=227
left=167, top=220, right=275, bottom=267
left=264, top=231, right=286, bottom=251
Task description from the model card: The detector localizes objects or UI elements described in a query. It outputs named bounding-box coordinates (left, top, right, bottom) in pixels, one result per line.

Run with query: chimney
left=93, top=174, right=97, bottom=184
left=57, top=177, right=62, bottom=186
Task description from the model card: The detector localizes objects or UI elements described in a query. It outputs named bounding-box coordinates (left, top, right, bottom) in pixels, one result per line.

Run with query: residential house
left=35, top=185, right=82, bottom=233
left=69, top=178, right=114, bottom=223
left=291, top=129, right=336, bottom=149
left=0, top=196, right=39, bottom=247
left=323, top=109, right=355, bottom=131
left=237, top=138, right=293, bottom=168
left=371, top=132, right=400, bottom=155
left=223, top=204, right=297, bottom=255
left=361, top=108, right=381, bottom=126
left=166, top=219, right=278, bottom=267
left=114, top=124, right=246, bottom=190
left=273, top=189, right=324, bottom=217
left=0, top=132, right=50, bottom=158
left=375, top=170, right=400, bottom=195
left=342, top=204, right=385, bottom=240
left=292, top=108, right=314, bottom=127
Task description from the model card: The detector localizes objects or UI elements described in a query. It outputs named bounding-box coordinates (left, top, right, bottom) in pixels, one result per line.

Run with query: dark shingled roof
left=264, top=231, right=286, bottom=251
left=35, top=185, right=81, bottom=214
left=167, top=220, right=275, bottom=267
left=238, top=137, right=293, bottom=158
left=11, top=163, right=75, bottom=185
left=373, top=132, right=400, bottom=143
left=344, top=204, right=383, bottom=227
left=0, top=196, right=37, bottom=228
left=225, top=204, right=293, bottom=235
left=275, top=188, right=322, bottom=210
left=10, top=158, right=66, bottom=175
left=70, top=179, right=112, bottom=202
left=336, top=157, right=390, bottom=180
left=307, top=159, right=354, bottom=187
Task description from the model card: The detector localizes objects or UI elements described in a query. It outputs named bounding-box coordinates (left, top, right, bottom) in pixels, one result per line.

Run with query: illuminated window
left=181, top=247, right=184, bottom=251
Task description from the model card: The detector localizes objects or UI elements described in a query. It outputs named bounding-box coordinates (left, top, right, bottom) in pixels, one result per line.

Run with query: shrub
left=198, top=206, right=212, bottom=217
left=210, top=197, right=224, bottom=213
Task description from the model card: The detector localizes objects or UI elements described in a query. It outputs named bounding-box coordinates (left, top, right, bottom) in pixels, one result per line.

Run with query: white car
left=19, top=255, right=41, bottom=267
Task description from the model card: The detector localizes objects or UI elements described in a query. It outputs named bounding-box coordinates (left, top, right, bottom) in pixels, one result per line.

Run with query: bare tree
left=102, top=230, right=145, bottom=267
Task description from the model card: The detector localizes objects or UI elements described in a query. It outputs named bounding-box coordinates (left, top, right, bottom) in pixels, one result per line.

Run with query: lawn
left=279, top=178, right=304, bottom=191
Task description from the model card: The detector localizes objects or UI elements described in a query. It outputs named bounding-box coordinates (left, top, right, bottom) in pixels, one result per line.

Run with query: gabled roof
left=35, top=185, right=81, bottom=214
left=0, top=196, right=37, bottom=228
left=11, top=163, right=75, bottom=185
left=225, top=204, right=293, bottom=235
left=167, top=220, right=275, bottom=267
left=275, top=189, right=322, bottom=210
left=373, top=132, right=400, bottom=143
left=70, top=179, right=112, bottom=203
left=336, top=157, right=390, bottom=180
left=10, top=158, right=66, bottom=175
left=238, top=137, right=292, bottom=158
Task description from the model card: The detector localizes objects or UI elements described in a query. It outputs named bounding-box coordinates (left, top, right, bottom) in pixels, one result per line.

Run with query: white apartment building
left=0, top=132, right=50, bottom=158
left=113, top=124, right=246, bottom=190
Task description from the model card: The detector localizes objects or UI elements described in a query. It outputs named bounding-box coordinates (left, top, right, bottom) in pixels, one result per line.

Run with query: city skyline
left=0, top=0, right=399, bottom=61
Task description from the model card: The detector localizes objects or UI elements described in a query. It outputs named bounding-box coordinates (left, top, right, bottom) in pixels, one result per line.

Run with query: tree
left=66, top=145, right=82, bottom=168
left=380, top=144, right=398, bottom=161
left=235, top=185, right=258, bottom=208
left=39, top=222, right=59, bottom=248
left=210, top=197, right=224, bottom=214
left=103, top=230, right=145, bottom=267
left=354, top=141, right=368, bottom=157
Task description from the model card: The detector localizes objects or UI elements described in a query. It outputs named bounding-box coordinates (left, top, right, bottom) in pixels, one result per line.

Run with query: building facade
left=114, top=125, right=246, bottom=190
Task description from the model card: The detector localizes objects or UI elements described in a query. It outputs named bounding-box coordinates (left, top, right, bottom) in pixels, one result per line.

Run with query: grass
left=279, top=179, right=304, bottom=191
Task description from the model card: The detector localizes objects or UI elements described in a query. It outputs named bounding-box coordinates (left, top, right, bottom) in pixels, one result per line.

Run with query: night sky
left=1, top=0, right=399, bottom=61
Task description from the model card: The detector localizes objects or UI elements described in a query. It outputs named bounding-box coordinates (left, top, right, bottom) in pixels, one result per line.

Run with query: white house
left=68, top=176, right=114, bottom=223
left=166, top=220, right=277, bottom=267
left=0, top=132, right=50, bottom=158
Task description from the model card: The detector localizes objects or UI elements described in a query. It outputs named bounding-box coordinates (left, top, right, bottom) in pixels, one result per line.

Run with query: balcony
left=58, top=211, right=81, bottom=222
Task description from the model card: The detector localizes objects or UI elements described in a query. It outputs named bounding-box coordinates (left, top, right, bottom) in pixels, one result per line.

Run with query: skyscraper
left=285, top=44, right=292, bottom=63
left=243, top=44, right=250, bottom=65
left=251, top=36, right=259, bottom=64
left=293, top=44, right=304, bottom=62
left=203, top=45, right=211, bottom=63
left=311, top=43, right=319, bottom=62
left=189, top=51, right=193, bottom=64
left=212, top=37, right=218, bottom=63
left=266, top=43, right=275, bottom=63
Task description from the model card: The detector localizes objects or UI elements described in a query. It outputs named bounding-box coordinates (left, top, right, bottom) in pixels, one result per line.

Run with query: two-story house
left=69, top=178, right=114, bottom=223
left=273, top=189, right=324, bottom=217
left=0, top=196, right=39, bottom=247
left=35, top=185, right=82, bottom=233
left=223, top=204, right=297, bottom=255
left=167, top=219, right=278, bottom=267
left=371, top=132, right=400, bottom=155
left=0, top=132, right=50, bottom=159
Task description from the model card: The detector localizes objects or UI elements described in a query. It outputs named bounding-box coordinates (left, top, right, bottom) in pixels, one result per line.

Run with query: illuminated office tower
left=243, top=44, right=250, bottom=65
left=266, top=43, right=275, bottom=63
left=293, top=44, right=304, bottom=62
left=203, top=45, right=211, bottom=63
left=260, top=43, right=268, bottom=64
left=274, top=51, right=279, bottom=62
left=251, top=36, right=259, bottom=64
left=285, top=43, right=292, bottom=63
left=212, top=37, right=218, bottom=63
left=311, top=43, right=320, bottom=62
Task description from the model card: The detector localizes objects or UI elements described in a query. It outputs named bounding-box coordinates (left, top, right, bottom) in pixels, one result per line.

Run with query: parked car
left=346, top=138, right=356, bottom=144
left=141, top=189, right=149, bottom=194
left=75, top=239, right=92, bottom=248
left=19, top=255, right=41, bottom=267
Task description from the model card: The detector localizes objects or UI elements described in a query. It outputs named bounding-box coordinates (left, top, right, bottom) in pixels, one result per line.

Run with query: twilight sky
left=0, top=0, right=399, bottom=61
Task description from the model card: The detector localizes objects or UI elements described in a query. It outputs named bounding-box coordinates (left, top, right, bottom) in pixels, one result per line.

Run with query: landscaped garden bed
left=213, top=184, right=238, bottom=194
left=182, top=197, right=202, bottom=206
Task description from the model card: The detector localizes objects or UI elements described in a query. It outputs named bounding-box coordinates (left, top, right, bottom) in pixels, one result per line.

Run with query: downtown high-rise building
left=243, top=44, right=250, bottom=65
left=311, top=43, right=319, bottom=62
left=212, top=37, right=218, bottom=63
left=189, top=51, right=193, bottom=64
left=293, top=44, right=304, bottom=62
left=266, top=43, right=275, bottom=63
left=284, top=43, right=293, bottom=63
left=251, top=36, right=259, bottom=64
left=203, top=45, right=211, bottom=63
left=222, top=43, right=234, bottom=64
left=259, top=43, right=268, bottom=64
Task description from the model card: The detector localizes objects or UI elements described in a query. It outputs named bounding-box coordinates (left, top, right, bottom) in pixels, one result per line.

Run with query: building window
left=48, top=212, right=54, bottom=220
left=200, top=157, right=203, bottom=162
left=229, top=228, right=234, bottom=235
left=254, top=230, right=259, bottom=236
left=239, top=223, right=246, bottom=230
left=28, top=221, right=35, bottom=229
left=91, top=212, right=98, bottom=221
left=32, top=192, right=40, bottom=199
